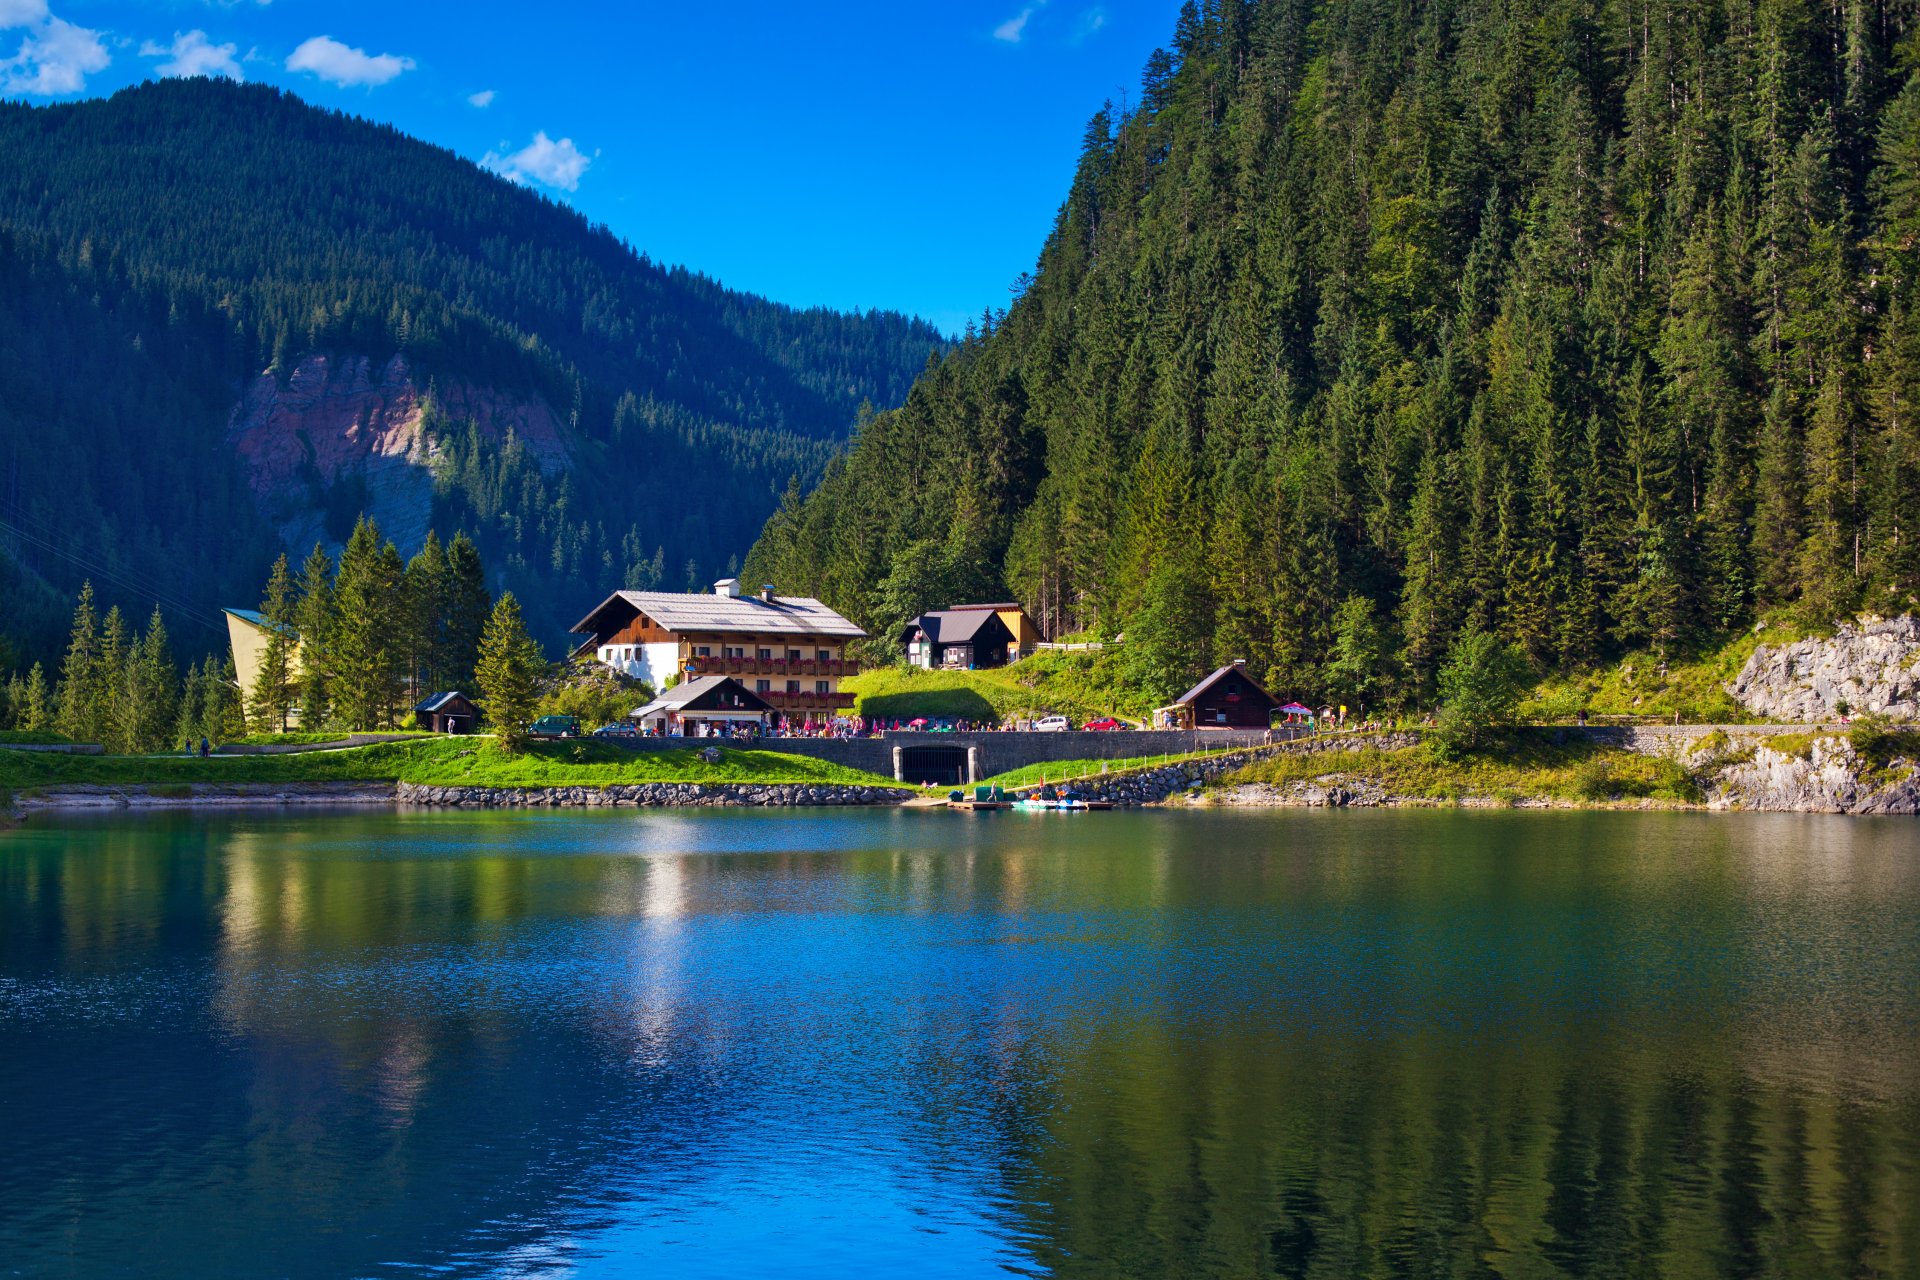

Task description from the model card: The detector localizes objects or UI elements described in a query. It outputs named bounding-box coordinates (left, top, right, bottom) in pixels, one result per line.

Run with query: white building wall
left=598, top=641, right=682, bottom=688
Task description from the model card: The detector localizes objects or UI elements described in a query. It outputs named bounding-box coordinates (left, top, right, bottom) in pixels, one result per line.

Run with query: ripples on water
left=1, top=808, right=1916, bottom=1278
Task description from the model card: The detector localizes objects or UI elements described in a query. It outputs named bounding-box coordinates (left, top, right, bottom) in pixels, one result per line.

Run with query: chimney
left=1233, top=658, right=1247, bottom=667
left=760, top=583, right=776, bottom=603
left=714, top=578, right=741, bottom=598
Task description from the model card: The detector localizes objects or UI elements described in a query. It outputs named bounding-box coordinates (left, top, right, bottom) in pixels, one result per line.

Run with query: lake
left=1, top=808, right=1916, bottom=1278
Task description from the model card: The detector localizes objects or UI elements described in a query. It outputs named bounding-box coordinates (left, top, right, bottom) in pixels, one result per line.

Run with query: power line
left=0, top=509, right=228, bottom=637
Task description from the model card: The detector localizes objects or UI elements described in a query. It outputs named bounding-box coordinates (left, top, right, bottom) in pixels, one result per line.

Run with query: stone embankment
left=1200, top=728, right=1920, bottom=813
left=1014, top=735, right=1419, bottom=807
left=11, top=783, right=395, bottom=811
left=397, top=782, right=913, bottom=808
left=1729, top=616, right=1920, bottom=721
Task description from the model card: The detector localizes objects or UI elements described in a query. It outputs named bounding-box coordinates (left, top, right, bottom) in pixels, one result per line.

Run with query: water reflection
left=0, top=809, right=1915, bottom=1278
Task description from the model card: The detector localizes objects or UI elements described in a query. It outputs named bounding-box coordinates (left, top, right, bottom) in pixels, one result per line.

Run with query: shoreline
left=7, top=779, right=917, bottom=815
left=5, top=729, right=1916, bottom=817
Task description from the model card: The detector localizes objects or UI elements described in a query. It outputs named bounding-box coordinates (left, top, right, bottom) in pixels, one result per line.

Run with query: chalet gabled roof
left=1170, top=662, right=1280, bottom=708
left=904, top=608, right=1013, bottom=647
left=629, top=675, right=772, bottom=719
left=571, top=590, right=865, bottom=640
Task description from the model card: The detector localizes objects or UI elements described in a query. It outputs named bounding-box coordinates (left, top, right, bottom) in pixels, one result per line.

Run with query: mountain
left=746, top=0, right=1920, bottom=707
left=0, top=77, right=943, bottom=663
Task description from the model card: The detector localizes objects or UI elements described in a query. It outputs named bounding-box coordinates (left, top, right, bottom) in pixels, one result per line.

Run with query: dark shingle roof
left=413, top=691, right=471, bottom=714
left=1170, top=662, right=1278, bottom=708
left=905, top=609, right=1009, bottom=646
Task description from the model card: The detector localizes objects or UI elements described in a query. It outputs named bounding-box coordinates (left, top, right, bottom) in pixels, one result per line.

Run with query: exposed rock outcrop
left=1706, top=738, right=1920, bottom=814
left=226, top=353, right=569, bottom=553
left=1728, top=617, right=1920, bottom=722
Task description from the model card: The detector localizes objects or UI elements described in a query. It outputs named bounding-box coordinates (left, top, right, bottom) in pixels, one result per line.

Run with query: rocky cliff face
left=1706, top=737, right=1920, bottom=814
left=226, top=353, right=569, bottom=554
left=1728, top=617, right=1920, bottom=722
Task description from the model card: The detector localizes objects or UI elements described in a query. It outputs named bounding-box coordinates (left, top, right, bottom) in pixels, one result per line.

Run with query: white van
left=1033, top=715, right=1071, bottom=733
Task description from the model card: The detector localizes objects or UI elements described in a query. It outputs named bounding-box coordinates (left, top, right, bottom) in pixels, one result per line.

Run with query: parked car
left=593, top=723, right=638, bottom=739
left=1033, top=715, right=1072, bottom=732
left=528, top=715, right=582, bottom=740
left=1084, top=717, right=1134, bottom=731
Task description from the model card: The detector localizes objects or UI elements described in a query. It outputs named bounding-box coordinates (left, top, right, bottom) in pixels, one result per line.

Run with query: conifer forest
left=748, top=0, right=1920, bottom=705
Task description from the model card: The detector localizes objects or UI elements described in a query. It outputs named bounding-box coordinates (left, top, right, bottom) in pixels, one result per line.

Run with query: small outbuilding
left=901, top=606, right=1020, bottom=669
left=1152, top=660, right=1282, bottom=730
left=414, top=691, right=480, bottom=734
left=629, top=675, right=772, bottom=737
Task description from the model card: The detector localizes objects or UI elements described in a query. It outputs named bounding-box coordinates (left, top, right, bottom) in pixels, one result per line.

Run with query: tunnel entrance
left=899, top=744, right=971, bottom=786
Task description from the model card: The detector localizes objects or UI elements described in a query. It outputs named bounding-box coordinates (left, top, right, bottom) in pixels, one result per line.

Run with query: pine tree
left=97, top=606, right=132, bottom=754
left=249, top=553, right=298, bottom=733
left=23, top=662, right=50, bottom=733
left=117, top=607, right=178, bottom=754
left=330, top=516, right=403, bottom=730
left=294, top=544, right=337, bottom=728
left=402, top=531, right=450, bottom=703
left=55, top=582, right=101, bottom=743
left=474, top=592, right=544, bottom=750
left=443, top=532, right=491, bottom=693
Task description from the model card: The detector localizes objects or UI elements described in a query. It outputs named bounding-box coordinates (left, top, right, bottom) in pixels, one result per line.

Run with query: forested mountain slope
left=0, top=78, right=942, bottom=662
left=747, top=0, right=1920, bottom=706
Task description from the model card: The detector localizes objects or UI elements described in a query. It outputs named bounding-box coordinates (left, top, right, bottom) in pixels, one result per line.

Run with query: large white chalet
left=569, top=579, right=866, bottom=719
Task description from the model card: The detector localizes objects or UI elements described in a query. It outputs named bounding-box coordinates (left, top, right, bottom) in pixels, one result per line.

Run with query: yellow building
left=223, top=608, right=302, bottom=725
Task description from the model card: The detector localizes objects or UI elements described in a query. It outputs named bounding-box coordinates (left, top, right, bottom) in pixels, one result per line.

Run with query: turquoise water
left=1, top=808, right=1916, bottom=1278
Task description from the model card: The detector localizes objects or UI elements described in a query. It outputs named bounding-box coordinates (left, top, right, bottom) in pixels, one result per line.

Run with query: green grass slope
left=1520, top=618, right=1820, bottom=724
left=1227, top=736, right=1700, bottom=806
left=845, top=652, right=1150, bottom=725
left=0, top=738, right=896, bottom=790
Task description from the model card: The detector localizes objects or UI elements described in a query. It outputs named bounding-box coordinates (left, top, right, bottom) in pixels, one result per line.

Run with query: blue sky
left=1, top=0, right=1183, bottom=334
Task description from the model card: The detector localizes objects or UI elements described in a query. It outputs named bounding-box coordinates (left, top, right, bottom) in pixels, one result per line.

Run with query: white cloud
left=1, top=12, right=108, bottom=95
left=0, top=0, right=47, bottom=29
left=992, top=7, right=1033, bottom=42
left=285, top=34, right=413, bottom=87
left=141, top=29, right=242, bottom=80
left=482, top=131, right=594, bottom=192
left=467, top=88, right=494, bottom=108
left=1072, top=7, right=1106, bottom=41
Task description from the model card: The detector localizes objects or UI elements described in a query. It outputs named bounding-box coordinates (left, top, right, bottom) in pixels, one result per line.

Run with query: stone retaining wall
left=397, top=782, right=914, bottom=808
left=1011, top=734, right=1421, bottom=806
left=13, top=782, right=394, bottom=809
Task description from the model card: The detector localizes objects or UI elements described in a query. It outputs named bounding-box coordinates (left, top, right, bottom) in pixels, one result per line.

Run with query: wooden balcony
left=759, top=691, right=858, bottom=711
left=685, top=656, right=859, bottom=679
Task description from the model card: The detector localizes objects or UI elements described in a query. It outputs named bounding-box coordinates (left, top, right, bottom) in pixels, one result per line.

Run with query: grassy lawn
left=845, top=650, right=1151, bottom=724
left=980, top=747, right=1252, bottom=789
left=1520, top=616, right=1819, bottom=723
left=1226, top=735, right=1702, bottom=805
left=0, top=737, right=898, bottom=790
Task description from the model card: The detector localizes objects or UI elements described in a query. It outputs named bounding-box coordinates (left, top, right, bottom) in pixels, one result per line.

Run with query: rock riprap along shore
left=397, top=782, right=912, bottom=808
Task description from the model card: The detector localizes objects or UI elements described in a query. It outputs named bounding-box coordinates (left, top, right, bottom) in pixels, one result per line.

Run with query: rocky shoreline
left=395, top=782, right=913, bottom=808
left=5, top=779, right=914, bottom=815
left=1199, top=734, right=1920, bottom=814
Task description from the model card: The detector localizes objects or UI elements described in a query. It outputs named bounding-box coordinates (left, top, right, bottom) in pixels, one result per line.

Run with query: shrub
left=1432, top=630, right=1530, bottom=757
left=1572, top=757, right=1615, bottom=800
left=1849, top=713, right=1920, bottom=775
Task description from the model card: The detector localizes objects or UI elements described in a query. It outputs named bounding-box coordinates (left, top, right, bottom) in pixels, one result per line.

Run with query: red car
left=1084, top=717, right=1134, bottom=731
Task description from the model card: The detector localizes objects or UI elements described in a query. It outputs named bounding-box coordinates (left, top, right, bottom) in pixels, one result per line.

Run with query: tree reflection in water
left=0, top=808, right=1913, bottom=1278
